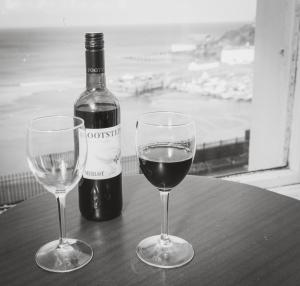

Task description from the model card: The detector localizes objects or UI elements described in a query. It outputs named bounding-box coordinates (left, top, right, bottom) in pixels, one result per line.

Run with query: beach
left=0, top=23, right=252, bottom=175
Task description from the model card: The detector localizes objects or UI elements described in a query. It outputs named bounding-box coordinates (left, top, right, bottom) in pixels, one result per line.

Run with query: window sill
left=223, top=168, right=300, bottom=200
left=269, top=183, right=300, bottom=200
left=222, top=167, right=300, bottom=190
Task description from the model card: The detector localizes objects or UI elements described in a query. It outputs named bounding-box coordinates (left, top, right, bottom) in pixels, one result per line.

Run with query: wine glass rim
left=27, top=115, right=84, bottom=133
left=138, top=111, right=194, bottom=127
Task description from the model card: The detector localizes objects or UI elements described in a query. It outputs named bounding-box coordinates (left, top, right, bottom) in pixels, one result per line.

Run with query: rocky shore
left=113, top=24, right=255, bottom=101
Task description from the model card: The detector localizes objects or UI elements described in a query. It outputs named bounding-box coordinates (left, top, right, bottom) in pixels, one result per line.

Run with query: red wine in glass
left=139, top=144, right=193, bottom=191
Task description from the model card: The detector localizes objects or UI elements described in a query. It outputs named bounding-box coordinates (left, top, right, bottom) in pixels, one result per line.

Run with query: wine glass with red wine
left=26, top=115, right=93, bottom=272
left=136, top=111, right=196, bottom=268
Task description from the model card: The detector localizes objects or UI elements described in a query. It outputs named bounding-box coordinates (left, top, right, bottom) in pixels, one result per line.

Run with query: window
left=2, top=0, right=299, bottom=202
left=0, top=0, right=256, bottom=181
left=226, top=0, right=300, bottom=189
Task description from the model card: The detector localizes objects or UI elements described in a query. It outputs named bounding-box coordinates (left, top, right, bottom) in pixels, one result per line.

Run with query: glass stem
left=160, top=191, right=170, bottom=245
left=57, top=195, right=66, bottom=245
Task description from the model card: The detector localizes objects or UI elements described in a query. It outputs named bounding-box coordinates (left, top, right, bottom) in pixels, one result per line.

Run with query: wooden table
left=1, top=175, right=300, bottom=286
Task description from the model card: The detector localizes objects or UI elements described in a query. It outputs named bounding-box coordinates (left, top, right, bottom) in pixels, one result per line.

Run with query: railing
left=0, top=130, right=249, bottom=206
left=0, top=154, right=139, bottom=205
left=190, top=133, right=249, bottom=175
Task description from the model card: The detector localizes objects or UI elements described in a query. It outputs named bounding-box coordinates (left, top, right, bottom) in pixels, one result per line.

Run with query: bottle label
left=83, top=125, right=121, bottom=180
left=86, top=50, right=105, bottom=74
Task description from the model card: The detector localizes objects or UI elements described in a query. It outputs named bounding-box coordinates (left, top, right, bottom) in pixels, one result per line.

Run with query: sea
left=0, top=23, right=251, bottom=175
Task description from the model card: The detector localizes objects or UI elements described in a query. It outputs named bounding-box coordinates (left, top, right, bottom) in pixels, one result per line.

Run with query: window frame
left=224, top=0, right=300, bottom=189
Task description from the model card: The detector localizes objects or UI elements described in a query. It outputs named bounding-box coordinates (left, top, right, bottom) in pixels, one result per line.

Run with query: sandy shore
left=0, top=86, right=250, bottom=175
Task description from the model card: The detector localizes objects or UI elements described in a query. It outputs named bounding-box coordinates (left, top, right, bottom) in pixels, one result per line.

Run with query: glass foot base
left=35, top=238, right=93, bottom=273
left=136, top=235, right=194, bottom=268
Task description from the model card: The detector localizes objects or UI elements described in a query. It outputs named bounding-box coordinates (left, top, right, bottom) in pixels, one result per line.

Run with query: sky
left=0, top=0, right=256, bottom=28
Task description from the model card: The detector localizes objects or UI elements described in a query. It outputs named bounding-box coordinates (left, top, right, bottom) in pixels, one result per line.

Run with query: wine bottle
left=74, top=33, right=122, bottom=221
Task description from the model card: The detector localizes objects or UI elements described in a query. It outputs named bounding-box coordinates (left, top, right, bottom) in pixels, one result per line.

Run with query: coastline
left=0, top=23, right=253, bottom=175
left=0, top=86, right=251, bottom=175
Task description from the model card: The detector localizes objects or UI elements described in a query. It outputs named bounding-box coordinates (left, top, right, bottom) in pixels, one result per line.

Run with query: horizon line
left=0, top=20, right=255, bottom=31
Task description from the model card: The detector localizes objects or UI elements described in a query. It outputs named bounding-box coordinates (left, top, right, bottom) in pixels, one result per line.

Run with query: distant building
left=221, top=46, right=255, bottom=65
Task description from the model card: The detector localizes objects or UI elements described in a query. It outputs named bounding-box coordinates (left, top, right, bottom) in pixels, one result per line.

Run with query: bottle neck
left=85, top=49, right=106, bottom=91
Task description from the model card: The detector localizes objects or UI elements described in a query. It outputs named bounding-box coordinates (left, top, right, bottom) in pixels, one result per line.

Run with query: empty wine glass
left=26, top=115, right=93, bottom=272
left=136, top=111, right=196, bottom=268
